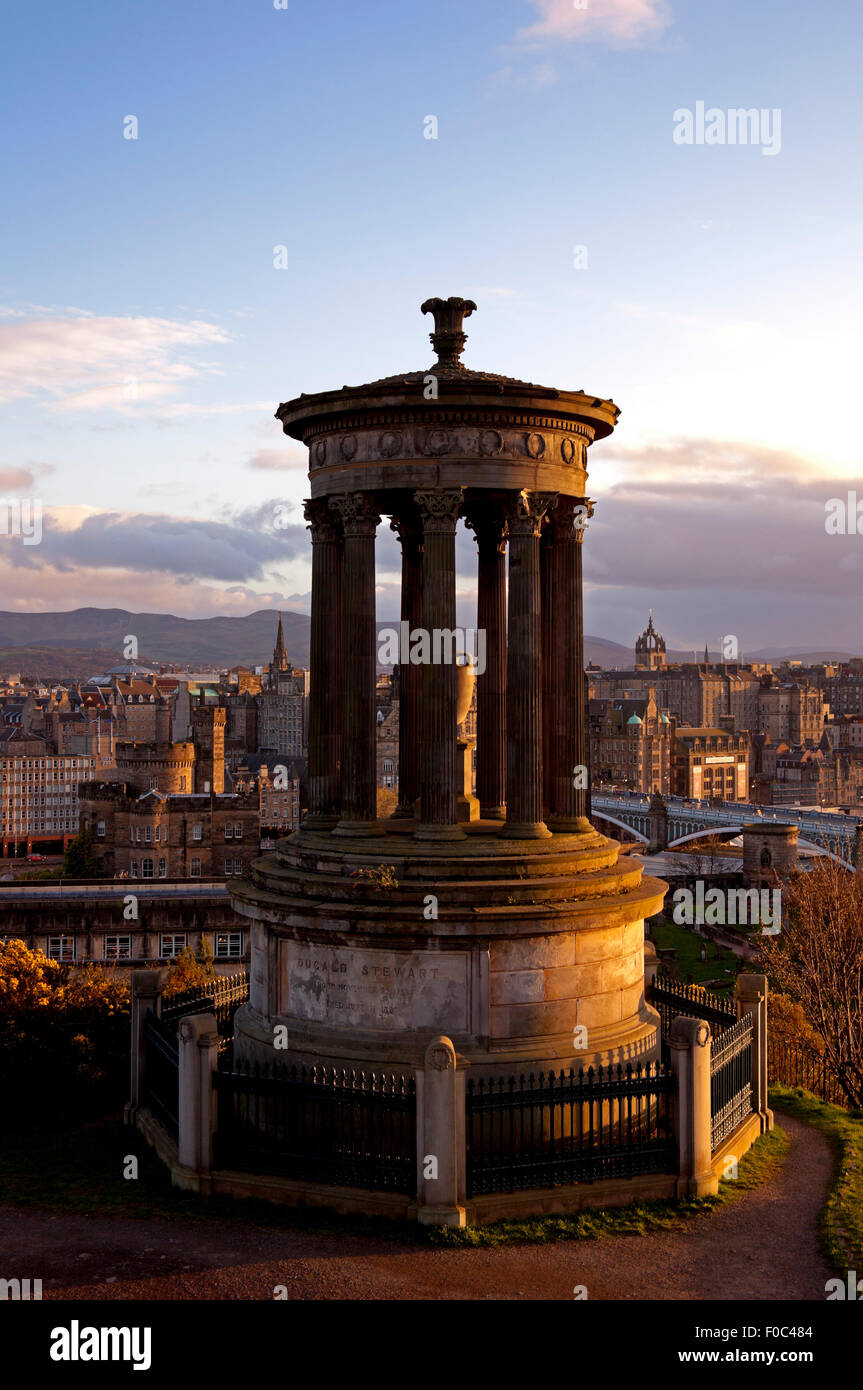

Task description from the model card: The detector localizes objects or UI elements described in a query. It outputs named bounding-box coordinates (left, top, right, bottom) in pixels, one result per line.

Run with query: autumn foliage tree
left=0, top=939, right=129, bottom=1116
left=757, top=858, right=863, bottom=1108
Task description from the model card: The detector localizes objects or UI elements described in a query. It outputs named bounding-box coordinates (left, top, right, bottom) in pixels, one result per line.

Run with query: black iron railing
left=214, top=1062, right=416, bottom=1193
left=768, top=1038, right=848, bottom=1108
left=142, top=1009, right=179, bottom=1140
left=161, top=971, right=248, bottom=1053
left=465, top=1063, right=675, bottom=1196
left=649, top=972, right=735, bottom=1051
left=710, top=1015, right=753, bottom=1151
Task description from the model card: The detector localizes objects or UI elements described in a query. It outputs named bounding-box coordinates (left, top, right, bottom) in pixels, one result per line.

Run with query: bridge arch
left=590, top=811, right=649, bottom=845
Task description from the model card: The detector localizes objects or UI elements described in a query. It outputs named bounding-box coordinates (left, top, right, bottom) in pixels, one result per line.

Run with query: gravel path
left=0, top=1114, right=833, bottom=1301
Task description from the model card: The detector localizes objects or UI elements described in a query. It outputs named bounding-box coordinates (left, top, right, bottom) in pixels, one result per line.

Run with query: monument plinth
left=230, top=297, right=665, bottom=1076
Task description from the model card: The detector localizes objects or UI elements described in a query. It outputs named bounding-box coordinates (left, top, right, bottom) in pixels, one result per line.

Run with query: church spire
left=271, top=612, right=288, bottom=676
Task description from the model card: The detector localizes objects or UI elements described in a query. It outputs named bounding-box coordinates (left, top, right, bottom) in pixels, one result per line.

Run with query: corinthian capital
left=504, top=490, right=558, bottom=538
left=415, top=488, right=464, bottom=534
left=328, top=491, right=381, bottom=537
left=463, top=497, right=508, bottom=553
left=551, top=495, right=595, bottom=542
left=304, top=497, right=342, bottom=544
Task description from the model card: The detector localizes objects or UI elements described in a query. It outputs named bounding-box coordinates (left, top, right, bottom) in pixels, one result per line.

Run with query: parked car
left=25, top=853, right=47, bottom=862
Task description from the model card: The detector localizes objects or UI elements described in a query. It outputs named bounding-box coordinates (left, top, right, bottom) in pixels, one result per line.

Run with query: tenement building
left=588, top=689, right=675, bottom=794
left=256, top=616, right=310, bottom=760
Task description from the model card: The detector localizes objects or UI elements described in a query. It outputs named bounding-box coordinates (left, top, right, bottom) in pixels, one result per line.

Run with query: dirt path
left=0, top=1114, right=834, bottom=1301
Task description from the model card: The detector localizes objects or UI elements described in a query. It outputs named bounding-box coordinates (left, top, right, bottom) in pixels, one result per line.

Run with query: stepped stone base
left=229, top=818, right=667, bottom=1077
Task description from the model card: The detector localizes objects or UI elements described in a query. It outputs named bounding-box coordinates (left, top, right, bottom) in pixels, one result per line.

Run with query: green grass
left=770, top=1084, right=863, bottom=1272
left=650, top=916, right=740, bottom=989
left=0, top=1111, right=791, bottom=1250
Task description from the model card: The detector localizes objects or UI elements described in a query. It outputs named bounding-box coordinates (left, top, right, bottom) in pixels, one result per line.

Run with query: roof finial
left=421, top=296, right=477, bottom=368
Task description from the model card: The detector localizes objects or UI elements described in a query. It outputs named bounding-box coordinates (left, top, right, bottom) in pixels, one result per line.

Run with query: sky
left=1, top=0, right=862, bottom=655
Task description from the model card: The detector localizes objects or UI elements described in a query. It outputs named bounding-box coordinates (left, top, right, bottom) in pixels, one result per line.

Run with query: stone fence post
left=126, top=968, right=163, bottom=1122
left=670, top=1015, right=717, bottom=1197
left=415, top=1035, right=468, bottom=1228
left=735, top=973, right=773, bottom=1133
left=178, top=1012, right=220, bottom=1176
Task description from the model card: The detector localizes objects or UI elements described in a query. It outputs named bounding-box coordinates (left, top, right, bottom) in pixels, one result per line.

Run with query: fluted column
left=540, top=519, right=554, bottom=817
left=302, top=499, right=343, bottom=827
left=390, top=508, right=423, bottom=817
left=547, top=497, right=594, bottom=832
left=329, top=492, right=382, bottom=836
left=504, top=491, right=556, bottom=838
left=465, top=502, right=507, bottom=820
left=414, top=488, right=465, bottom=840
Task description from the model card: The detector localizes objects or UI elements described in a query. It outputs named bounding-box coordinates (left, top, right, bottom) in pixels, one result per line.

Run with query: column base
left=301, top=813, right=340, bottom=831
left=503, top=821, right=553, bottom=839
left=546, top=815, right=594, bottom=835
left=389, top=803, right=416, bottom=821
left=414, top=823, right=468, bottom=842
left=417, top=1205, right=467, bottom=1229
left=479, top=804, right=506, bottom=821
left=332, top=819, right=386, bottom=838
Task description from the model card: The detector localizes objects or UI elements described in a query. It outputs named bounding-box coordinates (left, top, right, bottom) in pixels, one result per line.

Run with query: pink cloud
left=517, top=0, right=672, bottom=45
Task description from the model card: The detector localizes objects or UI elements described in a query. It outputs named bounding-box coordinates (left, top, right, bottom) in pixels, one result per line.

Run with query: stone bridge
left=590, top=793, right=863, bottom=870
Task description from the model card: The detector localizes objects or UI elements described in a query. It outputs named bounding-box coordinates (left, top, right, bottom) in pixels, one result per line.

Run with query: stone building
left=672, top=726, right=750, bottom=800
left=1, top=727, right=96, bottom=855
left=756, top=675, right=826, bottom=746
left=588, top=689, right=674, bottom=794
left=256, top=616, right=309, bottom=760
left=634, top=612, right=666, bottom=670
left=78, top=783, right=259, bottom=880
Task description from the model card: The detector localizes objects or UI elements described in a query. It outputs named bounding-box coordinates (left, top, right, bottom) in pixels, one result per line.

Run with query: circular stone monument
left=229, top=296, right=666, bottom=1076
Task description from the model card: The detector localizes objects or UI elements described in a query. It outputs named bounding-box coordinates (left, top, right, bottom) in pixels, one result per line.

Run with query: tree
left=757, top=858, right=863, bottom=1108
left=62, top=828, right=101, bottom=878
left=163, top=942, right=215, bottom=996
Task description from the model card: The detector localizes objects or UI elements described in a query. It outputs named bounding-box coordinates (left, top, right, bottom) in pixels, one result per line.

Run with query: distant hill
left=0, top=610, right=855, bottom=676
left=0, top=647, right=157, bottom=680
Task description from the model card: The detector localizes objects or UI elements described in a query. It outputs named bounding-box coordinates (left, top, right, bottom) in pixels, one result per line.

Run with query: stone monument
left=230, top=297, right=666, bottom=1077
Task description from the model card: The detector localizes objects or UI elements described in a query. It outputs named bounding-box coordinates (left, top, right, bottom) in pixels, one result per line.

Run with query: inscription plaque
left=281, top=942, right=469, bottom=1032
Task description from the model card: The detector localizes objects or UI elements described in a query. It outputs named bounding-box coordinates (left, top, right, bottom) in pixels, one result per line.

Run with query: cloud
left=247, top=446, right=308, bottom=471
left=0, top=467, right=39, bottom=492
left=516, top=0, right=672, bottom=46
left=5, top=506, right=308, bottom=584
left=0, top=308, right=231, bottom=410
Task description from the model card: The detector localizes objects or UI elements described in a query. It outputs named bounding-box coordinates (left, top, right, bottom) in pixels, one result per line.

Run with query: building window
left=193, top=823, right=202, bottom=841
left=234, top=822, right=243, bottom=839
left=144, top=826, right=152, bottom=843
left=47, top=935, right=76, bottom=962
left=224, top=824, right=233, bottom=838
left=104, top=935, right=132, bottom=961
left=160, top=933, right=187, bottom=960
left=141, top=857, right=154, bottom=879
left=215, top=931, right=244, bottom=959
left=190, top=857, right=201, bottom=878
left=96, top=820, right=105, bottom=838
left=130, top=860, right=139, bottom=878
left=234, top=858, right=243, bottom=874
left=224, top=859, right=233, bottom=875
left=158, top=857, right=167, bottom=879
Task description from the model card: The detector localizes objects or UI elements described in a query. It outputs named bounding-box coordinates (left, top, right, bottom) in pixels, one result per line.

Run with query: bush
left=0, top=939, right=129, bottom=1118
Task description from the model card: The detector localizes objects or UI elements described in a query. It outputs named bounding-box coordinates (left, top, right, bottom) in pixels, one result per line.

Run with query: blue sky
left=1, top=0, right=862, bottom=653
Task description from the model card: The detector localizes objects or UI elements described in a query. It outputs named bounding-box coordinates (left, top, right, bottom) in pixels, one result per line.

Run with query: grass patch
left=650, top=916, right=740, bottom=990
left=770, top=1083, right=863, bottom=1272
left=0, top=1112, right=790, bottom=1251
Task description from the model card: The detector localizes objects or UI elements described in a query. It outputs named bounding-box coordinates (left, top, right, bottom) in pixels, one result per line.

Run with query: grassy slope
left=770, top=1084, right=863, bottom=1272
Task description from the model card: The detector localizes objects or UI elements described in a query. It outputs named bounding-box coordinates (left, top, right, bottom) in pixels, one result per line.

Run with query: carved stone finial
left=421, top=296, right=477, bottom=368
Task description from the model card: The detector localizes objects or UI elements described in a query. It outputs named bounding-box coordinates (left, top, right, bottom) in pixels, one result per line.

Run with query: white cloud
left=0, top=308, right=231, bottom=410
left=517, top=0, right=672, bottom=46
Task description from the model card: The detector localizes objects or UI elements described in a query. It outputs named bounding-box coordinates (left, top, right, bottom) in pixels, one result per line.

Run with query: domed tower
left=635, top=612, right=667, bottom=670
left=229, top=296, right=666, bottom=1078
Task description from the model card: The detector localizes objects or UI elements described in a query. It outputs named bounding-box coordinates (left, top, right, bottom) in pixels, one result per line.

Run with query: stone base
left=416, top=1205, right=467, bottom=1229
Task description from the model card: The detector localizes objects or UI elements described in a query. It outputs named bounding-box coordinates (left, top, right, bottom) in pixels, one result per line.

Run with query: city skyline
left=2, top=0, right=862, bottom=648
